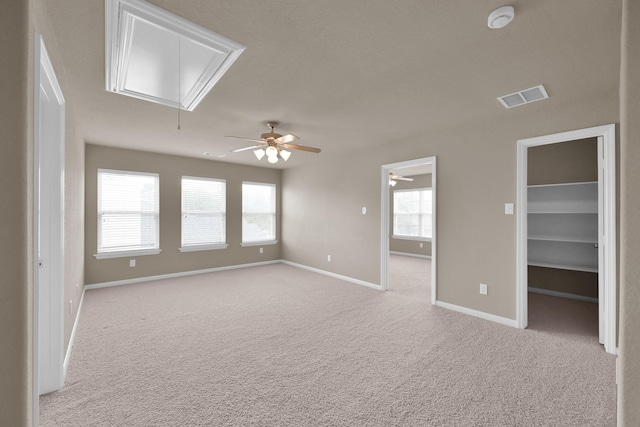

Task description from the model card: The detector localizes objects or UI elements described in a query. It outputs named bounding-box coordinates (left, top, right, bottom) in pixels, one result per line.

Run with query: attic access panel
left=105, top=0, right=245, bottom=111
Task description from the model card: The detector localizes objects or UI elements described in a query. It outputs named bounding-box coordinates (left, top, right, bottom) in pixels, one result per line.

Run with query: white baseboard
left=528, top=287, right=598, bottom=303
left=389, top=251, right=431, bottom=259
left=435, top=300, right=518, bottom=328
left=281, top=260, right=382, bottom=291
left=64, top=286, right=85, bottom=379
left=85, top=260, right=282, bottom=290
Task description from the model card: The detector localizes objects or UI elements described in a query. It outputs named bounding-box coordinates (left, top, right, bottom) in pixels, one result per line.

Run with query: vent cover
left=105, top=0, right=245, bottom=111
left=498, top=85, right=549, bottom=109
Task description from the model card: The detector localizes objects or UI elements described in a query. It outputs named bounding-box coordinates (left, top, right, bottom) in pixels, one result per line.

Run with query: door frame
left=381, top=156, right=437, bottom=304
left=516, top=124, right=616, bottom=354
left=34, top=32, right=66, bottom=407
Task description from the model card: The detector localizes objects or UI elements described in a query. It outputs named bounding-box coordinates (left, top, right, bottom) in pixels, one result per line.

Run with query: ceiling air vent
left=105, top=0, right=245, bottom=111
left=498, top=84, right=549, bottom=109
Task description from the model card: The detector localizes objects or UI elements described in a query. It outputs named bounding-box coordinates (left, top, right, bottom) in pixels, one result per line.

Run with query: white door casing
left=381, top=156, right=437, bottom=304
left=516, top=124, right=616, bottom=355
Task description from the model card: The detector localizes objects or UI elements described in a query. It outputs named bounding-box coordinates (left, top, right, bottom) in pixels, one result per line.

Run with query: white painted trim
left=240, top=240, right=278, bottom=247
left=34, top=33, right=66, bottom=401
left=435, top=300, right=518, bottom=328
left=391, top=235, right=432, bottom=242
left=64, top=287, right=86, bottom=378
left=95, top=248, right=162, bottom=259
left=516, top=124, right=617, bottom=354
left=85, top=260, right=282, bottom=290
left=281, top=260, right=381, bottom=290
left=528, top=287, right=598, bottom=304
left=179, top=244, right=229, bottom=252
left=389, top=251, right=432, bottom=259
left=381, top=157, right=437, bottom=305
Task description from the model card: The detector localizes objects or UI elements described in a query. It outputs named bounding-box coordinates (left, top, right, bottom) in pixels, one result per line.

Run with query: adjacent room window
left=96, top=169, right=160, bottom=258
left=181, top=176, right=227, bottom=251
left=393, top=188, right=433, bottom=240
left=242, top=182, right=276, bottom=245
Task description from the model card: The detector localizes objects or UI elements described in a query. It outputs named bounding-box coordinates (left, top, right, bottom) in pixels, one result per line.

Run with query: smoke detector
left=488, top=6, right=515, bottom=29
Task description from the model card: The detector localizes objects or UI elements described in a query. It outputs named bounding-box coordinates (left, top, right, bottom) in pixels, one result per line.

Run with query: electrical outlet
left=327, top=255, right=332, bottom=262
left=129, top=259, right=136, bottom=267
left=259, top=247, right=264, bottom=254
left=419, top=242, right=424, bottom=248
left=362, top=207, right=367, bottom=215
left=480, top=283, right=488, bottom=295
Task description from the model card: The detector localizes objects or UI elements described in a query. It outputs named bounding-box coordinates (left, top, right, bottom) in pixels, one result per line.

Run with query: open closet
left=527, top=138, right=600, bottom=335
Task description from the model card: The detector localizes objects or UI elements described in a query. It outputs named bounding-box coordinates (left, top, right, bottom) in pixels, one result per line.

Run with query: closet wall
left=527, top=137, right=598, bottom=299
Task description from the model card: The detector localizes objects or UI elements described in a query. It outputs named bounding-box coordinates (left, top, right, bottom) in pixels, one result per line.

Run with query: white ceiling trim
left=105, top=0, right=245, bottom=111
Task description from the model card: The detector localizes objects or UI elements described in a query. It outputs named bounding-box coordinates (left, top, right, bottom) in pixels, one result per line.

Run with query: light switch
left=504, top=203, right=514, bottom=215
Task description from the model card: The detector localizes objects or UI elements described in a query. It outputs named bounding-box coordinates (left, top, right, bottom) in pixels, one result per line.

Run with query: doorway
left=516, top=125, right=616, bottom=354
left=34, top=34, right=66, bottom=402
left=381, top=157, right=436, bottom=304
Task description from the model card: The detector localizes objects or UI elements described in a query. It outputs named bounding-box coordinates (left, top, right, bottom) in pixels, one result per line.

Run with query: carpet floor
left=40, top=256, right=616, bottom=426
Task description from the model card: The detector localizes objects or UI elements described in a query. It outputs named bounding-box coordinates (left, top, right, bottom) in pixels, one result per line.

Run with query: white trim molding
left=64, top=287, right=86, bottom=378
left=528, top=287, right=598, bottom=304
left=179, top=244, right=229, bottom=252
left=389, top=251, right=432, bottom=259
left=241, top=240, right=278, bottom=247
left=435, top=300, right=518, bottom=328
left=86, top=260, right=282, bottom=290
left=516, top=124, right=617, bottom=355
left=281, top=260, right=381, bottom=291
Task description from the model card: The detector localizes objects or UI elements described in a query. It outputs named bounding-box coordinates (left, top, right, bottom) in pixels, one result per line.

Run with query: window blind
left=181, top=177, right=226, bottom=247
left=393, top=188, right=432, bottom=238
left=242, top=182, right=276, bottom=243
left=97, top=169, right=159, bottom=253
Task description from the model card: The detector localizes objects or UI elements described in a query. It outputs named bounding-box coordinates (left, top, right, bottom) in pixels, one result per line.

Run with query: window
left=180, top=177, right=227, bottom=251
left=393, top=188, right=433, bottom=240
left=242, top=182, right=276, bottom=245
left=97, top=169, right=160, bottom=258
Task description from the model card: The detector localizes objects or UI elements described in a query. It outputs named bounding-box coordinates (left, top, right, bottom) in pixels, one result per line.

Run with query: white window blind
left=242, top=182, right=276, bottom=243
left=181, top=177, right=226, bottom=248
left=393, top=188, right=432, bottom=239
left=97, top=169, right=159, bottom=255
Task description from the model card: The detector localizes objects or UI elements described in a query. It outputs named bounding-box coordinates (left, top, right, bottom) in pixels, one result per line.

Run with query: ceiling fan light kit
left=227, top=121, right=321, bottom=165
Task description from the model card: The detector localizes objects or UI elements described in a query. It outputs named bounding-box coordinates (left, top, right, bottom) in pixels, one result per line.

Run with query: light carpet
left=40, top=256, right=616, bottom=426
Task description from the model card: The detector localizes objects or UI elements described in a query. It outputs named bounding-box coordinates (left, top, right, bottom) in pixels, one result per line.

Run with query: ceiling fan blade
left=275, top=134, right=299, bottom=144
left=231, top=144, right=264, bottom=153
left=225, top=135, right=266, bottom=144
left=281, top=143, right=321, bottom=153
left=395, top=177, right=414, bottom=181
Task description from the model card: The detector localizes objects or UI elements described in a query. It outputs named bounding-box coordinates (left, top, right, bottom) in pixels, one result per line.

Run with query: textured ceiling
left=45, top=0, right=621, bottom=169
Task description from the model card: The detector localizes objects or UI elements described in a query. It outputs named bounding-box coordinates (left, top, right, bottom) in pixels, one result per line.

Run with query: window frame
left=95, top=168, right=161, bottom=259
left=179, top=176, right=228, bottom=252
left=392, top=187, right=433, bottom=242
left=241, top=181, right=278, bottom=246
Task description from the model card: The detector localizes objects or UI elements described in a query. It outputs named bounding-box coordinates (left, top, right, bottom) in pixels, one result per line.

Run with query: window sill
left=94, top=248, right=162, bottom=259
left=240, top=240, right=278, bottom=247
left=179, top=244, right=229, bottom=252
left=392, top=235, right=432, bottom=242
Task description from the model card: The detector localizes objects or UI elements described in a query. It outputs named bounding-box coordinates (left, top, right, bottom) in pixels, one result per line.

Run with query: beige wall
left=528, top=137, right=598, bottom=185
left=283, top=95, right=618, bottom=320
left=619, top=0, right=640, bottom=424
left=85, top=145, right=282, bottom=284
left=389, top=174, right=432, bottom=257
left=0, top=2, right=32, bottom=424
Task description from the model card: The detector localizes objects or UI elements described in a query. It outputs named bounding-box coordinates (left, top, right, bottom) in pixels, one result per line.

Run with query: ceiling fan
left=226, top=121, right=321, bottom=164
left=389, top=172, right=414, bottom=187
